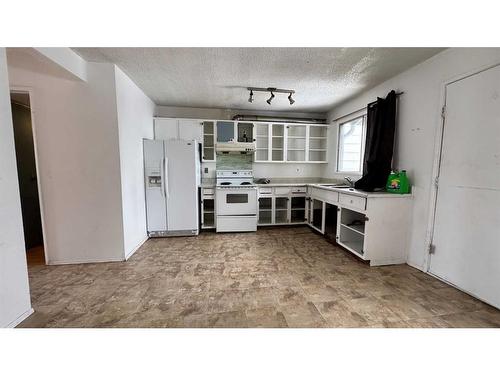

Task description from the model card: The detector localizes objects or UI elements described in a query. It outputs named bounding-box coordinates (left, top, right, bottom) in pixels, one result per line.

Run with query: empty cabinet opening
left=324, top=203, right=338, bottom=243
left=340, top=208, right=365, bottom=234
left=337, top=207, right=366, bottom=257
left=311, top=199, right=323, bottom=231
left=291, top=196, right=306, bottom=223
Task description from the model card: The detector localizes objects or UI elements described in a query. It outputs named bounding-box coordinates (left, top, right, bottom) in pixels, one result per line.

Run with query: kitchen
left=3, top=47, right=500, bottom=333
left=147, top=117, right=412, bottom=266
left=2, top=3, right=500, bottom=374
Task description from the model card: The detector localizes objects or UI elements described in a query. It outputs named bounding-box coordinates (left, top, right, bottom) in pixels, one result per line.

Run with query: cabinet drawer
left=310, top=187, right=338, bottom=204
left=259, top=187, right=273, bottom=195
left=202, top=187, right=215, bottom=196
left=291, top=186, right=306, bottom=194
left=274, top=187, right=291, bottom=195
left=339, top=193, right=366, bottom=211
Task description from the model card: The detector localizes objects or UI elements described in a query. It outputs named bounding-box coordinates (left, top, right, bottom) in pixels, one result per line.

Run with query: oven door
left=216, top=187, right=257, bottom=216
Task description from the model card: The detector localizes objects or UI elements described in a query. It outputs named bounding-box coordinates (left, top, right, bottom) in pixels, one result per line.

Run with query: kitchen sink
left=319, top=184, right=351, bottom=188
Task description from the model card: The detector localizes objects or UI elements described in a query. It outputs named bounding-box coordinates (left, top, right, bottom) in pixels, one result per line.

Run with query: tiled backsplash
left=216, top=154, right=253, bottom=170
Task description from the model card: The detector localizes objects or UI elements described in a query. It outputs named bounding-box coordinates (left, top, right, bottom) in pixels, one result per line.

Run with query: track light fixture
left=247, top=87, right=296, bottom=106
left=266, top=91, right=275, bottom=105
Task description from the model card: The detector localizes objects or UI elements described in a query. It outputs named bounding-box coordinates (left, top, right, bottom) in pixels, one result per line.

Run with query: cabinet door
left=217, top=121, right=235, bottom=142
left=237, top=122, right=254, bottom=142
left=254, top=123, right=270, bottom=161
left=178, top=119, right=202, bottom=142
left=271, top=124, right=285, bottom=161
left=308, top=125, right=328, bottom=162
left=311, top=199, right=324, bottom=233
left=202, top=121, right=216, bottom=161
left=286, top=125, right=306, bottom=162
left=274, top=196, right=289, bottom=224
left=258, top=197, right=272, bottom=225
left=154, top=118, right=178, bottom=140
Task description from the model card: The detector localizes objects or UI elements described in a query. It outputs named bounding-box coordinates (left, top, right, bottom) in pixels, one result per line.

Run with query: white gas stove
left=215, top=170, right=257, bottom=232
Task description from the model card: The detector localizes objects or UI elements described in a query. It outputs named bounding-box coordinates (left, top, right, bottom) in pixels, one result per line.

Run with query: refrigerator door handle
left=164, top=157, right=170, bottom=199
left=160, top=158, right=165, bottom=197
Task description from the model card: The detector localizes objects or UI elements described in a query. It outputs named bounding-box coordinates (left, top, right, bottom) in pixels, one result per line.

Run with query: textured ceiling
left=72, top=48, right=443, bottom=112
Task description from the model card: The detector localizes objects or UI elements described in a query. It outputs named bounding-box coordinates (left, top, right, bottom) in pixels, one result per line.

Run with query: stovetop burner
left=216, top=169, right=255, bottom=188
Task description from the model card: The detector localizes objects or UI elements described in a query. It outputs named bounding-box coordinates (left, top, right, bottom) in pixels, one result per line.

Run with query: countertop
left=201, top=177, right=412, bottom=198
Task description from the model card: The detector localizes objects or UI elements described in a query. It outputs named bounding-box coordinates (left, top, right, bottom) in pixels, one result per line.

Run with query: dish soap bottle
left=386, top=170, right=410, bottom=194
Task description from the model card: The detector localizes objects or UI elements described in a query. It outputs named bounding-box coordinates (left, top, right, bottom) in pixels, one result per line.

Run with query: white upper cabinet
left=308, top=125, right=328, bottom=162
left=216, top=121, right=255, bottom=143
left=254, top=123, right=328, bottom=163
left=202, top=121, right=215, bottom=161
left=155, top=118, right=328, bottom=163
left=286, top=124, right=307, bottom=162
left=154, top=118, right=202, bottom=143
left=178, top=119, right=203, bottom=143
left=154, top=118, right=178, bottom=140
left=254, top=123, right=270, bottom=161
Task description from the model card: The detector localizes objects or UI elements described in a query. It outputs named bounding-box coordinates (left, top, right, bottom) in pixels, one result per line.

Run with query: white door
left=178, top=119, right=203, bottom=142
left=164, top=140, right=198, bottom=231
left=154, top=118, right=178, bottom=140
left=429, top=64, right=500, bottom=308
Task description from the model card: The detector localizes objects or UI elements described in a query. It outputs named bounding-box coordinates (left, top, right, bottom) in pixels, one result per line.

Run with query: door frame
left=423, top=61, right=500, bottom=273
left=10, top=86, right=49, bottom=265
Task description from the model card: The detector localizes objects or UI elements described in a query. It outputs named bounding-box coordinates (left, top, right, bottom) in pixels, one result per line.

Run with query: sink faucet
left=344, top=177, right=355, bottom=188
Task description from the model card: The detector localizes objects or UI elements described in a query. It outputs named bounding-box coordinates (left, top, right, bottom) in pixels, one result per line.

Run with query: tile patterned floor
left=19, top=227, right=500, bottom=328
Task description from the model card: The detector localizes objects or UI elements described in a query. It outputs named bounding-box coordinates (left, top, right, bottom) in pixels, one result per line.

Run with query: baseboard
left=48, top=257, right=125, bottom=265
left=6, top=307, right=34, bottom=328
left=406, top=260, right=426, bottom=272
left=124, top=235, right=148, bottom=260
left=370, top=258, right=406, bottom=266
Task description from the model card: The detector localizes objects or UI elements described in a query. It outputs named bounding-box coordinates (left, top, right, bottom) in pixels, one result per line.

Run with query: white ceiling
left=72, top=48, right=443, bottom=113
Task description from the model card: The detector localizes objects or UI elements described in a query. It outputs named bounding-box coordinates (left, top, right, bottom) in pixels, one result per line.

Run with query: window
left=337, top=114, right=366, bottom=173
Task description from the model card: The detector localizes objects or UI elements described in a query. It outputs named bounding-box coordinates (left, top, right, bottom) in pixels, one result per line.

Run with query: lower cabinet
left=258, top=197, right=272, bottom=225
left=306, top=187, right=411, bottom=266
left=337, top=207, right=366, bottom=257
left=274, top=196, right=289, bottom=224
left=290, top=196, right=306, bottom=223
left=201, top=189, right=216, bottom=229
left=257, top=186, right=307, bottom=226
left=310, top=199, right=324, bottom=233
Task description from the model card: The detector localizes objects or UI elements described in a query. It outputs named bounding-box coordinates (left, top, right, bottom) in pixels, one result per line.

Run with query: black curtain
left=354, top=90, right=397, bottom=192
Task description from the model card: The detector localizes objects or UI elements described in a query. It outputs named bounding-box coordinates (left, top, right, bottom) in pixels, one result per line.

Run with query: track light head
left=266, top=91, right=275, bottom=105
left=248, top=90, right=254, bottom=103
left=288, top=92, right=295, bottom=105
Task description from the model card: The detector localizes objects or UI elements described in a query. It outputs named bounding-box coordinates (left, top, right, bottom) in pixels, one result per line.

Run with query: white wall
left=326, top=48, right=500, bottom=270
left=7, top=58, right=126, bottom=264
left=0, top=48, right=32, bottom=327
left=114, top=66, right=155, bottom=258
left=35, top=48, right=88, bottom=82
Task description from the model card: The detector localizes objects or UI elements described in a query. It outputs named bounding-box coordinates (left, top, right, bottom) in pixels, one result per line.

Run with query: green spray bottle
left=386, top=170, right=410, bottom=194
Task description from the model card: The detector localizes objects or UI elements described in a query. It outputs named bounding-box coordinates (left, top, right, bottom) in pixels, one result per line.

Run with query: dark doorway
left=10, top=92, right=45, bottom=265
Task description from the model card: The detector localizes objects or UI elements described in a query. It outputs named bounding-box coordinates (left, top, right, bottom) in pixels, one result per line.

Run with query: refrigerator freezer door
left=144, top=139, right=167, bottom=232
left=164, top=140, right=199, bottom=232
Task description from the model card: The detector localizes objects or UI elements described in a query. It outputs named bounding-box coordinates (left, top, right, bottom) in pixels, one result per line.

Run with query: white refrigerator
left=143, top=139, right=200, bottom=237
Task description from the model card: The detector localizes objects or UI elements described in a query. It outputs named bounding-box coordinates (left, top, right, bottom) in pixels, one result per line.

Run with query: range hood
left=216, top=141, right=256, bottom=154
